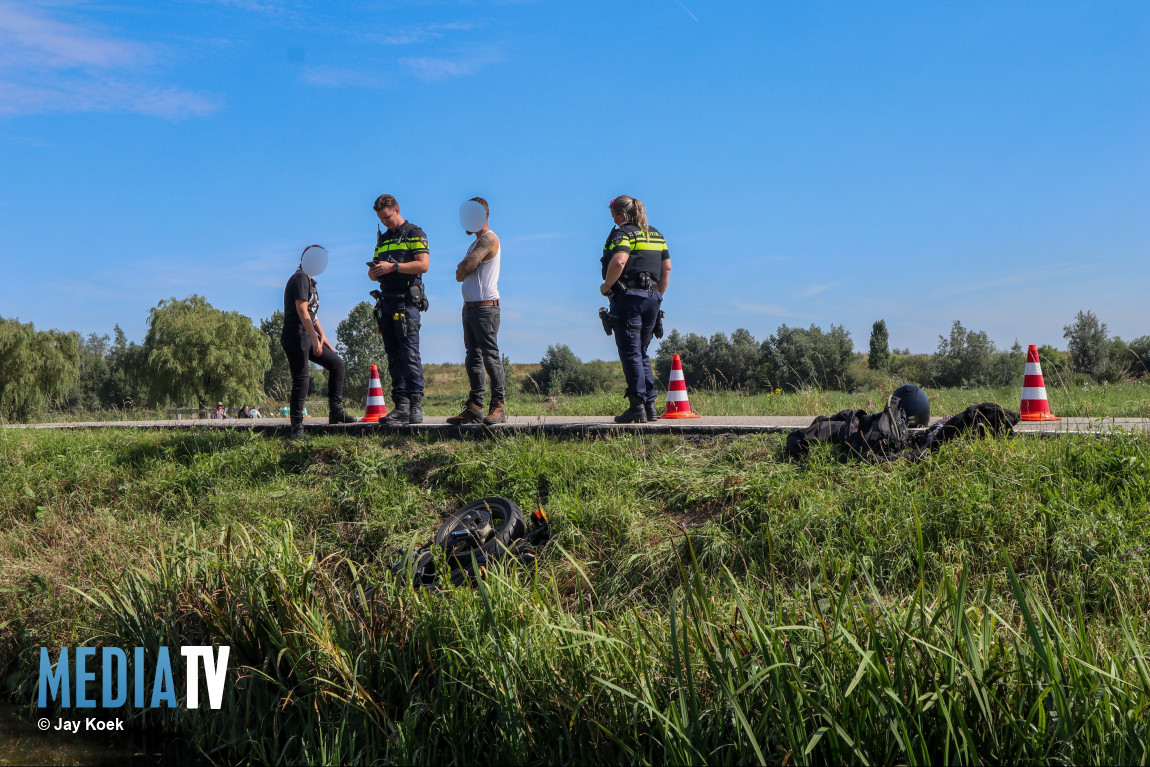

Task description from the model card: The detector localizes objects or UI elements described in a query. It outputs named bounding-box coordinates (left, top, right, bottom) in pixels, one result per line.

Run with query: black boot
left=645, top=401, right=658, bottom=421
left=382, top=397, right=410, bottom=425
left=328, top=396, right=358, bottom=424
left=408, top=394, right=424, bottom=425
left=615, top=395, right=648, bottom=424
left=288, top=417, right=306, bottom=439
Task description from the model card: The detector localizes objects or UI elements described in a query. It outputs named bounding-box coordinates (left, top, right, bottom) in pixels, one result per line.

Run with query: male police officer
left=367, top=194, right=430, bottom=424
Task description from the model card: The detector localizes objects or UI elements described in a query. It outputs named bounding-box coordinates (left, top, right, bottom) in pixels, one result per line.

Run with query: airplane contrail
left=674, top=0, right=700, bottom=23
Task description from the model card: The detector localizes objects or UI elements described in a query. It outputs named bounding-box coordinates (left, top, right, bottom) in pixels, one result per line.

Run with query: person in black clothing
left=600, top=195, right=672, bottom=423
left=367, top=194, right=430, bottom=424
left=281, top=245, right=358, bottom=438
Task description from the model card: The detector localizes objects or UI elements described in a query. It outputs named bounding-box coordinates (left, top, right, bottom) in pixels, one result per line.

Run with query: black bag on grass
left=786, top=396, right=909, bottom=463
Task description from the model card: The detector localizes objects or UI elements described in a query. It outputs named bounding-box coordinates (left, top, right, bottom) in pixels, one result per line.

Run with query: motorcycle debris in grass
left=390, top=497, right=551, bottom=589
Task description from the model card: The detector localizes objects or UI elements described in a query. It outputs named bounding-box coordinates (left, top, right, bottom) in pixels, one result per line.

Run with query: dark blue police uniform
left=602, top=224, right=669, bottom=418
left=372, top=221, right=429, bottom=408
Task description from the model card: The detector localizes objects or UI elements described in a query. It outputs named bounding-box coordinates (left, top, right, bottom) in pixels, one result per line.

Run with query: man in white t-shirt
left=449, top=196, right=506, bottom=425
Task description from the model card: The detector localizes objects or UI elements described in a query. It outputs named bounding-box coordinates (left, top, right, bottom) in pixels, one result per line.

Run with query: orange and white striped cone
left=360, top=364, right=389, bottom=422
left=660, top=353, right=701, bottom=419
left=1020, top=344, right=1060, bottom=421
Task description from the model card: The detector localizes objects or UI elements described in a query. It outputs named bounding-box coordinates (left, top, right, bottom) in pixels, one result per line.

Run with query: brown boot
left=483, top=401, right=507, bottom=425
left=446, top=401, right=484, bottom=425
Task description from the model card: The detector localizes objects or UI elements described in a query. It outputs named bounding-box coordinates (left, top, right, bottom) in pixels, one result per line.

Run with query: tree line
left=2, top=298, right=1146, bottom=421
left=0, top=296, right=390, bottom=423
left=520, top=311, right=1150, bottom=396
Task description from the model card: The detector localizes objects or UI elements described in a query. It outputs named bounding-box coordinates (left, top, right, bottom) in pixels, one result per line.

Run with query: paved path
left=7, top=415, right=1148, bottom=437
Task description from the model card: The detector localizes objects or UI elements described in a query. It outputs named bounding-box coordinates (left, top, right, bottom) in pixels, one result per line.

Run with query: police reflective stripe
left=375, top=241, right=427, bottom=254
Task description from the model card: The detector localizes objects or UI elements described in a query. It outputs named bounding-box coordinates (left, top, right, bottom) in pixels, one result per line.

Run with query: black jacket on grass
left=786, top=401, right=1020, bottom=463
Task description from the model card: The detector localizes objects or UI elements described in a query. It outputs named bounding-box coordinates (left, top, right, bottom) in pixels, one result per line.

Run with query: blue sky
left=2, top=0, right=1147, bottom=364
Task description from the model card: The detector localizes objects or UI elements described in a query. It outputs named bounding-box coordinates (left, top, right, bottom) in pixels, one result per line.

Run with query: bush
left=654, top=328, right=763, bottom=390
left=762, top=323, right=854, bottom=391
left=847, top=355, right=892, bottom=392
left=929, top=320, right=997, bottom=388
left=1127, top=336, right=1150, bottom=378
left=890, top=353, right=932, bottom=387
left=1037, top=345, right=1070, bottom=377
left=521, top=345, right=614, bottom=395
left=988, top=341, right=1026, bottom=388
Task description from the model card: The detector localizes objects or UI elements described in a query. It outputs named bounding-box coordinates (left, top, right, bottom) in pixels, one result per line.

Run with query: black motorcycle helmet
left=892, top=384, right=930, bottom=427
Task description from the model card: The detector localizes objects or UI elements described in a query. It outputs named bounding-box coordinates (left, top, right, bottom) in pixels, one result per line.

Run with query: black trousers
left=280, top=331, right=346, bottom=422
left=462, top=305, right=505, bottom=405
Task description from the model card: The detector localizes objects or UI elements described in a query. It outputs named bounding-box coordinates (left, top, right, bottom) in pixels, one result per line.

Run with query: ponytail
left=609, top=195, right=649, bottom=233
left=633, top=199, right=648, bottom=233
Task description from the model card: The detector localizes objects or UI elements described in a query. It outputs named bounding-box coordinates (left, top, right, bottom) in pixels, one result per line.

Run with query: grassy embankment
left=1, top=423, right=1148, bottom=764
left=27, top=363, right=1150, bottom=421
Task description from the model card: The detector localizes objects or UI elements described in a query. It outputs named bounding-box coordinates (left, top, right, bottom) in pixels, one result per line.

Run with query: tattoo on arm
left=456, top=234, right=496, bottom=278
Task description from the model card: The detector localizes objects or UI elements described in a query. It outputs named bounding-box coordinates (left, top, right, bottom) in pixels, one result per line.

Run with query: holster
left=654, top=310, right=665, bottom=339
left=599, top=307, right=613, bottom=336
left=411, top=282, right=429, bottom=312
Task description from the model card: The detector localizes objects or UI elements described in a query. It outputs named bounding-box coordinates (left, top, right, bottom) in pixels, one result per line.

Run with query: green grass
left=1, top=427, right=1148, bottom=764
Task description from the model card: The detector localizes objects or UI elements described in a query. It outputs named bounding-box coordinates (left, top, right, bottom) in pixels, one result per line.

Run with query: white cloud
left=300, top=65, right=385, bottom=89
left=0, top=3, right=148, bottom=69
left=0, top=78, right=218, bottom=118
left=0, top=2, right=219, bottom=118
left=400, top=47, right=503, bottom=83
left=364, top=22, right=476, bottom=46
left=733, top=301, right=791, bottom=316
left=194, top=0, right=296, bottom=16
left=797, top=282, right=840, bottom=298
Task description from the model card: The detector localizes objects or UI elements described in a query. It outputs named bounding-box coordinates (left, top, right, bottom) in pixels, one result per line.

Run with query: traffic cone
left=661, top=354, right=701, bottom=419
left=360, top=364, right=389, bottom=422
left=1020, top=344, right=1060, bottom=421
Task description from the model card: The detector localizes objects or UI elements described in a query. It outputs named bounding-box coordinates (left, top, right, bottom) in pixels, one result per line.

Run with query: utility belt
left=370, top=282, right=429, bottom=311
left=599, top=307, right=666, bottom=339
left=371, top=283, right=427, bottom=338
left=610, top=271, right=658, bottom=296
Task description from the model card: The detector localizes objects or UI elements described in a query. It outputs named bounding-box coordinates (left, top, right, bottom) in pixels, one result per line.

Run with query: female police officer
left=600, top=195, right=672, bottom=423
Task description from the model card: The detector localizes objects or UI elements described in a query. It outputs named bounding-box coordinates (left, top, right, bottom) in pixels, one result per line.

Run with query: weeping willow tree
left=0, top=317, right=80, bottom=422
left=141, top=295, right=270, bottom=408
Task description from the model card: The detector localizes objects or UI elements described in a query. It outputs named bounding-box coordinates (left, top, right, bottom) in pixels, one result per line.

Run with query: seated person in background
left=237, top=405, right=252, bottom=418
left=211, top=402, right=228, bottom=419
left=249, top=406, right=262, bottom=418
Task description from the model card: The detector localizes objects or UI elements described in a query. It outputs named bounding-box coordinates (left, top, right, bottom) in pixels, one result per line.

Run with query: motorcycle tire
left=434, top=497, right=525, bottom=550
